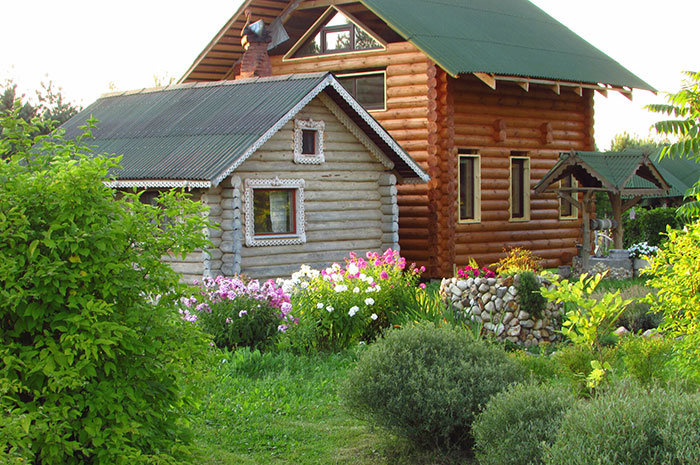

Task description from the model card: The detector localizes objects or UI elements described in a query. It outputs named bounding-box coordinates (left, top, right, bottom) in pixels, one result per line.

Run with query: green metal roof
left=627, top=150, right=700, bottom=197
left=60, top=73, right=428, bottom=186
left=360, top=0, right=654, bottom=90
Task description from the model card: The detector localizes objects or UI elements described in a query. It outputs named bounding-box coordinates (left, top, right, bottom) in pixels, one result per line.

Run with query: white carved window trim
left=294, top=119, right=325, bottom=164
left=244, top=177, right=306, bottom=247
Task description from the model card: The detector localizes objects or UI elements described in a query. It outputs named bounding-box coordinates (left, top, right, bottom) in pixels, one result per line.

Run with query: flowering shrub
left=628, top=241, right=659, bottom=260
left=182, top=276, right=294, bottom=350
left=457, top=264, right=495, bottom=279
left=280, top=249, right=425, bottom=351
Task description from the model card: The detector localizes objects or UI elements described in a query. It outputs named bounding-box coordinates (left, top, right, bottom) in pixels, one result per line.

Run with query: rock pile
left=439, top=274, right=562, bottom=347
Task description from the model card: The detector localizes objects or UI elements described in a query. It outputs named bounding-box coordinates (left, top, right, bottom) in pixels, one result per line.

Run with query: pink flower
left=419, top=283, right=426, bottom=289
left=380, top=270, right=389, bottom=280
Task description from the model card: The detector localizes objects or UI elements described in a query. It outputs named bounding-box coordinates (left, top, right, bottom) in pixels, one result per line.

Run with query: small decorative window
left=294, top=119, right=325, bottom=164
left=510, top=153, right=531, bottom=221
left=559, top=174, right=578, bottom=220
left=458, top=149, right=481, bottom=222
left=337, top=71, right=386, bottom=111
left=244, top=178, right=306, bottom=247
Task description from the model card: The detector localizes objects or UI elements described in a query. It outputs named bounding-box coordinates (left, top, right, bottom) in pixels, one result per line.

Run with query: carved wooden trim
left=294, top=119, right=325, bottom=164
left=243, top=177, right=306, bottom=247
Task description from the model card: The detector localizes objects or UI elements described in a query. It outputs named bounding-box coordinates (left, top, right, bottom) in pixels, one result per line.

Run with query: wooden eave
left=471, top=73, right=642, bottom=99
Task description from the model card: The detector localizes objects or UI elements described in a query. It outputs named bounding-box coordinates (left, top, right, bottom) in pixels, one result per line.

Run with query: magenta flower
left=380, top=270, right=389, bottom=280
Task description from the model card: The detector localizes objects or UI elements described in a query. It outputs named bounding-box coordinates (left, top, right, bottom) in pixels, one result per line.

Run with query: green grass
left=188, top=347, right=474, bottom=464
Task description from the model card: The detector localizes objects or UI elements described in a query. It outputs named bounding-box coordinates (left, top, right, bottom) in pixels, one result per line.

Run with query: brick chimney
left=237, top=12, right=273, bottom=79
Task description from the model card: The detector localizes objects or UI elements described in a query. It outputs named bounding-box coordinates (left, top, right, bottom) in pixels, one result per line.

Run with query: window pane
left=355, top=28, right=381, bottom=50
left=512, top=159, right=525, bottom=218
left=560, top=174, right=573, bottom=217
left=324, top=29, right=351, bottom=51
left=294, top=11, right=380, bottom=57
left=338, top=74, right=385, bottom=110
left=253, top=190, right=294, bottom=234
left=301, top=129, right=316, bottom=155
left=460, top=157, right=475, bottom=220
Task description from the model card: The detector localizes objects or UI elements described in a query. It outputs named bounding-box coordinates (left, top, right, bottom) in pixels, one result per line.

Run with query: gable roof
left=182, top=0, right=653, bottom=91
left=59, top=73, right=429, bottom=188
left=627, top=150, right=700, bottom=198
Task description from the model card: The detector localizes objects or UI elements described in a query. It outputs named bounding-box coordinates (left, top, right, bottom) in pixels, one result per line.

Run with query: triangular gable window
left=289, top=7, right=384, bottom=58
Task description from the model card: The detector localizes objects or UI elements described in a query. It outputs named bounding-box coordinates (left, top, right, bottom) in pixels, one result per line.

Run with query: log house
left=181, top=0, right=654, bottom=276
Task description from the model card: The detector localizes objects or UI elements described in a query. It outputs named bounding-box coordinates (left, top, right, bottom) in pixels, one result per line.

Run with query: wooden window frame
left=294, top=119, right=325, bottom=164
left=283, top=6, right=386, bottom=61
left=559, top=174, right=579, bottom=220
left=336, top=70, right=387, bottom=112
left=509, top=154, right=531, bottom=222
left=244, top=178, right=306, bottom=247
left=457, top=150, right=481, bottom=223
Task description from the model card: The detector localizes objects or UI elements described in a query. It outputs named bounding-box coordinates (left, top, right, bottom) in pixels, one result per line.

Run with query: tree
left=647, top=71, right=700, bottom=217
left=0, top=111, right=211, bottom=464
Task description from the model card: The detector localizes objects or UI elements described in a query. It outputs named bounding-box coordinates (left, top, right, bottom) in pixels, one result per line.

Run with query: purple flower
left=277, top=324, right=288, bottom=332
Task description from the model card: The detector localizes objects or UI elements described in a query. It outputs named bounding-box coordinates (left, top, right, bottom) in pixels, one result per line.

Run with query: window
left=559, top=174, right=578, bottom=219
left=294, top=119, right=324, bottom=164
left=337, top=71, right=386, bottom=111
left=244, top=178, right=306, bottom=247
left=292, top=9, right=383, bottom=58
left=458, top=150, right=481, bottom=222
left=510, top=154, right=530, bottom=221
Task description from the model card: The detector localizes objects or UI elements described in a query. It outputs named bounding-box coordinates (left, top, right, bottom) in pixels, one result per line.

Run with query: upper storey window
left=291, top=8, right=384, bottom=58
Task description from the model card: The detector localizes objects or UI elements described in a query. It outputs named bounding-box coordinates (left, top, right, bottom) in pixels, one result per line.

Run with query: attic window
left=294, top=119, right=325, bottom=164
left=291, top=8, right=383, bottom=58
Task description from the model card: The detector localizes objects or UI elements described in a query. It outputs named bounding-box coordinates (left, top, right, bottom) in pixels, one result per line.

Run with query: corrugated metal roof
left=626, top=150, right=700, bottom=197
left=574, top=151, right=647, bottom=189
left=60, top=73, right=428, bottom=185
left=355, top=0, right=653, bottom=90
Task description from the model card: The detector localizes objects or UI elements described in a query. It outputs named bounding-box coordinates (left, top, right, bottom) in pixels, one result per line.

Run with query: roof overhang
left=105, top=179, right=212, bottom=189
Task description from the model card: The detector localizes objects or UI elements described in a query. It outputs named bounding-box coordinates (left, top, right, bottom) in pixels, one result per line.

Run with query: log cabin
left=59, top=72, right=428, bottom=281
left=180, top=0, right=654, bottom=277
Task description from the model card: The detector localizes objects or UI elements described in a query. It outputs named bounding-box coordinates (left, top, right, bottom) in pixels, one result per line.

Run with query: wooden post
left=608, top=191, right=623, bottom=249
left=581, top=191, right=593, bottom=270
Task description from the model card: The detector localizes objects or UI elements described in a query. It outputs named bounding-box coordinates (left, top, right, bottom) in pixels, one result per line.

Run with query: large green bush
left=342, top=324, right=525, bottom=450
left=473, top=382, right=574, bottom=465
left=623, top=207, right=681, bottom=247
left=0, top=114, right=211, bottom=463
left=545, top=382, right=700, bottom=465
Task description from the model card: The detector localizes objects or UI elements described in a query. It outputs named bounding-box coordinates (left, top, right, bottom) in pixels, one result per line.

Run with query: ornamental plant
left=492, top=247, right=542, bottom=275
left=627, top=241, right=659, bottom=259
left=456, top=258, right=495, bottom=279
left=0, top=112, right=211, bottom=464
left=182, top=276, right=294, bottom=350
left=280, top=249, right=425, bottom=351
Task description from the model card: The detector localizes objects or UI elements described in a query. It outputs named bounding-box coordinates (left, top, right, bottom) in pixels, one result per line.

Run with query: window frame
left=509, top=154, right=531, bottom=221
left=336, top=70, right=387, bottom=112
left=559, top=174, right=579, bottom=220
left=294, top=119, right=325, bottom=164
left=457, top=150, right=481, bottom=223
left=244, top=178, right=306, bottom=247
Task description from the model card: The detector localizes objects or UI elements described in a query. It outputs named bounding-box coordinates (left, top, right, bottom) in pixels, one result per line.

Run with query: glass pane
left=297, top=34, right=321, bottom=56
left=326, top=11, right=351, bottom=27
left=253, top=190, right=294, bottom=235
left=355, top=74, right=385, bottom=109
left=355, top=28, right=381, bottom=50
left=511, top=159, right=524, bottom=218
left=460, top=157, right=474, bottom=220
left=301, top=130, right=316, bottom=155
left=560, top=175, right=573, bottom=217
left=324, top=29, right=351, bottom=51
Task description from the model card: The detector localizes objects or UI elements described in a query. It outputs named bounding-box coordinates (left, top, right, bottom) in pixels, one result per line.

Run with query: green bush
left=618, top=337, right=675, bottom=386
left=342, top=324, right=525, bottom=450
left=545, top=382, right=700, bottom=465
left=0, top=114, right=210, bottom=463
left=550, top=344, right=615, bottom=396
left=473, top=382, right=574, bottom=465
left=516, top=271, right=547, bottom=318
left=623, top=207, right=681, bottom=247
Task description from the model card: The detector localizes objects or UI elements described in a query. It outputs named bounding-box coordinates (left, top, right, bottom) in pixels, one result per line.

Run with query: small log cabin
left=180, top=0, right=654, bottom=277
left=59, top=73, right=428, bottom=281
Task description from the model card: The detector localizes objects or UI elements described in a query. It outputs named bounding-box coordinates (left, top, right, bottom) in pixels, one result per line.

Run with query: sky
left=1, top=0, right=697, bottom=150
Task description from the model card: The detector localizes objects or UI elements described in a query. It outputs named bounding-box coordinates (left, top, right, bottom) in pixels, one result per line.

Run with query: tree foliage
left=647, top=71, right=700, bottom=217
left=0, top=111, right=211, bottom=464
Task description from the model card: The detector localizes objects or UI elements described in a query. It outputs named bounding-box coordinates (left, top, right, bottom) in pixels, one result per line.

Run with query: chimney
left=237, top=12, right=273, bottom=79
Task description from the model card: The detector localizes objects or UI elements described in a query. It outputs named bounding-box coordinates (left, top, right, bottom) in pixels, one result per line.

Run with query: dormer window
left=289, top=7, right=384, bottom=58
left=294, top=119, right=325, bottom=164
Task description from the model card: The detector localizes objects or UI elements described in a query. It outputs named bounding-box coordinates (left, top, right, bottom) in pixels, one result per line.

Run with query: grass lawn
left=188, top=348, right=473, bottom=465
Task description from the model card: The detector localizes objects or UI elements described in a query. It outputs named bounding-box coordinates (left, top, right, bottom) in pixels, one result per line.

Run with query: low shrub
left=511, top=351, right=559, bottom=383
left=493, top=247, right=542, bottom=275
left=342, top=324, right=525, bottom=450
left=473, top=382, right=574, bottom=465
left=280, top=250, right=425, bottom=351
left=182, top=276, right=293, bottom=350
left=623, top=207, right=682, bottom=247
left=516, top=271, right=547, bottom=318
left=545, top=382, right=700, bottom=465
left=618, top=336, right=675, bottom=385
left=550, top=344, right=614, bottom=396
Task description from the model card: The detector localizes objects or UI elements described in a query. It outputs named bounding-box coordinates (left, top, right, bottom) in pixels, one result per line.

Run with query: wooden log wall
left=450, top=76, right=590, bottom=269
left=271, top=42, right=434, bottom=272
left=227, top=96, right=396, bottom=280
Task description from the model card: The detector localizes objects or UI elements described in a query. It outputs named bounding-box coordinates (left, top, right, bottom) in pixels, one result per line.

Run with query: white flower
left=353, top=286, right=361, bottom=293
left=334, top=284, right=348, bottom=293
left=359, top=273, right=367, bottom=281
left=346, top=263, right=359, bottom=275
left=316, top=302, right=324, bottom=309
left=375, top=285, right=381, bottom=292
left=364, top=297, right=375, bottom=306
left=348, top=306, right=359, bottom=317
left=371, top=313, right=378, bottom=320
left=326, top=306, right=334, bottom=313
left=301, top=281, right=309, bottom=289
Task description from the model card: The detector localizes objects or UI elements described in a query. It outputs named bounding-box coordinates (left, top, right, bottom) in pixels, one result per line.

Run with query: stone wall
left=439, top=275, right=562, bottom=347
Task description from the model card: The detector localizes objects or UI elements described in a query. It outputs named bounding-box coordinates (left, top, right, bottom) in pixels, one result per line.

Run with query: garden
left=3, top=73, right=700, bottom=465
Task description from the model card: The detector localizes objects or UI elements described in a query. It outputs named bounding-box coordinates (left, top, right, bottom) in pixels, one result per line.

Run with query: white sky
left=2, top=0, right=697, bottom=150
